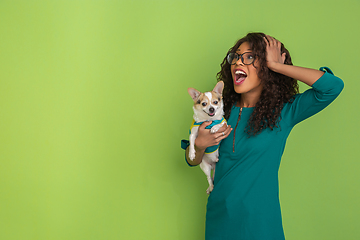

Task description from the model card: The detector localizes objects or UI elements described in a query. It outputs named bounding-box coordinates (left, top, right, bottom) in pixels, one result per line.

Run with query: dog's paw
left=189, top=150, right=196, bottom=160
left=210, top=126, right=220, bottom=133
left=206, top=185, right=214, bottom=194
left=210, top=123, right=224, bottom=133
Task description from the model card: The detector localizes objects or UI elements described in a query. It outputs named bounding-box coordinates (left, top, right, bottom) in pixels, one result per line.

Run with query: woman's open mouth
left=234, top=70, right=247, bottom=85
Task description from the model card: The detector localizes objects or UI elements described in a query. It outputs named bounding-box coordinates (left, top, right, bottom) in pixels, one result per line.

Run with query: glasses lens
left=227, top=53, right=238, bottom=65
left=242, top=52, right=255, bottom=65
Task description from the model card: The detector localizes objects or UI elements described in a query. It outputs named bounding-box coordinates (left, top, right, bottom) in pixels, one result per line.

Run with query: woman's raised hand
left=264, top=35, right=286, bottom=70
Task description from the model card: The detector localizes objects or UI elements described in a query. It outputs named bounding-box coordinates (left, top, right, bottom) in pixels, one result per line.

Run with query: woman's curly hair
left=217, top=32, right=299, bottom=136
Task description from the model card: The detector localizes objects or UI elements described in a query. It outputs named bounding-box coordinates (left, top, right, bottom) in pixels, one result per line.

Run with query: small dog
left=187, top=81, right=226, bottom=194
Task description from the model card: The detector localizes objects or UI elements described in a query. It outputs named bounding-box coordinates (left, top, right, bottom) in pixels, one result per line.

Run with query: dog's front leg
left=189, top=127, right=199, bottom=161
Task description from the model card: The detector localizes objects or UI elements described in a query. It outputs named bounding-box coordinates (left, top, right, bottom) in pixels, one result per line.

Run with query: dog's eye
left=214, top=101, right=218, bottom=104
left=202, top=102, right=207, bottom=106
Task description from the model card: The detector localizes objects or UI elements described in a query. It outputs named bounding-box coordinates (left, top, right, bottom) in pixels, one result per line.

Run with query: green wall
left=0, top=0, right=359, bottom=239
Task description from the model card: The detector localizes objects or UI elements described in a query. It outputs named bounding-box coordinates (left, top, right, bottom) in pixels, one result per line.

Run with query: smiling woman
left=182, top=32, right=344, bottom=240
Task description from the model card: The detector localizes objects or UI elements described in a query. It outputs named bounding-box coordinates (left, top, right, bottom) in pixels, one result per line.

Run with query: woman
left=182, top=32, right=344, bottom=239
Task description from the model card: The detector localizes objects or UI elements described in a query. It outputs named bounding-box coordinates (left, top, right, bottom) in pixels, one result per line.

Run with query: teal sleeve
left=283, top=67, right=344, bottom=126
left=181, top=140, right=195, bottom=167
left=181, top=139, right=189, bottom=150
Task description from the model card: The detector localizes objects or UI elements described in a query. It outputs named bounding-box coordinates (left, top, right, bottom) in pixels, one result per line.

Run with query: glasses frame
left=227, top=52, right=255, bottom=65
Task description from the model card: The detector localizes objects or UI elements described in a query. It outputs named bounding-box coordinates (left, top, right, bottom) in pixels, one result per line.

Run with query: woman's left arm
left=264, top=35, right=344, bottom=126
left=264, top=35, right=324, bottom=86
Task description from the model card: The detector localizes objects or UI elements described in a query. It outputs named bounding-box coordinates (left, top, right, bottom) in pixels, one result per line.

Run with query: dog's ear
left=188, top=88, right=201, bottom=102
left=213, top=81, right=224, bottom=95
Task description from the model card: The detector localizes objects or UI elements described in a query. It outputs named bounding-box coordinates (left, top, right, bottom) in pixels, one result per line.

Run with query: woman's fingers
left=216, top=124, right=232, bottom=140
left=264, top=35, right=281, bottom=48
left=281, top=52, right=286, bottom=64
left=217, top=123, right=228, bottom=133
left=196, top=122, right=232, bottom=147
left=264, top=34, right=285, bottom=66
left=263, top=36, right=270, bottom=46
left=267, top=35, right=276, bottom=43
left=199, top=121, right=212, bottom=130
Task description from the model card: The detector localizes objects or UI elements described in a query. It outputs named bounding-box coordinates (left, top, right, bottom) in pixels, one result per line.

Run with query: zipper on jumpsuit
left=233, top=107, right=242, bottom=152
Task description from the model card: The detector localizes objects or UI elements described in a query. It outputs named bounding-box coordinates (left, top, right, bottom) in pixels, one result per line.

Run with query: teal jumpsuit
left=182, top=68, right=344, bottom=240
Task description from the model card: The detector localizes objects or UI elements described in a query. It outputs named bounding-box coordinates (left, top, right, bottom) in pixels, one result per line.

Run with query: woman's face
left=230, top=42, right=263, bottom=95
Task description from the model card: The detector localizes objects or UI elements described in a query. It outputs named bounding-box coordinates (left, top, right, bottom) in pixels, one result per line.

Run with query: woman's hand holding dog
left=186, top=122, right=232, bottom=166
left=195, top=121, right=232, bottom=150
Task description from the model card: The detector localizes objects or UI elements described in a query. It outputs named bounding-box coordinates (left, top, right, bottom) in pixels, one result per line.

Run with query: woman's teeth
left=235, top=70, right=246, bottom=75
left=235, top=70, right=247, bottom=84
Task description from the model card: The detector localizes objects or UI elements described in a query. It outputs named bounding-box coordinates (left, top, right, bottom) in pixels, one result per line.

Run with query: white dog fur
left=187, top=81, right=226, bottom=194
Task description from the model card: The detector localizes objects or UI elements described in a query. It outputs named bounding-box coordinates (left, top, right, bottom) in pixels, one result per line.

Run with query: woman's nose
left=236, top=58, right=244, bottom=66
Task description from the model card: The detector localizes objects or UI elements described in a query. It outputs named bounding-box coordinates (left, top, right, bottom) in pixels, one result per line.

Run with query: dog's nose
left=209, top=107, right=214, bottom=113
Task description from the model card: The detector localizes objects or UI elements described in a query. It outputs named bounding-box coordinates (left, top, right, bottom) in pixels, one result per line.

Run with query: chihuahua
left=187, top=81, right=226, bottom=194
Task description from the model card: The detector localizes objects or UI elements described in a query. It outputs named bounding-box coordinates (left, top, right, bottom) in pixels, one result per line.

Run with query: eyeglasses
left=226, top=52, right=255, bottom=65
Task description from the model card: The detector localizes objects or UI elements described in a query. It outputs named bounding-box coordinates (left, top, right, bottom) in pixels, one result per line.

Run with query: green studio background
left=0, top=0, right=359, bottom=239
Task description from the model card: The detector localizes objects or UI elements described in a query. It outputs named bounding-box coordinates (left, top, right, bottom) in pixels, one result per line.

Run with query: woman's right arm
left=185, top=122, right=232, bottom=166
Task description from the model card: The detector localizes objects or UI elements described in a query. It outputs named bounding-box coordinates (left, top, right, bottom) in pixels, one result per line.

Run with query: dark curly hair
left=217, top=32, right=299, bottom=136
